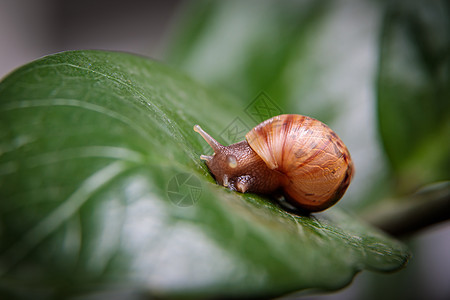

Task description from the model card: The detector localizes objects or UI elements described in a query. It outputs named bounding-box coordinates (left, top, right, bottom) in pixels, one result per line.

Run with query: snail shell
left=194, top=114, right=354, bottom=212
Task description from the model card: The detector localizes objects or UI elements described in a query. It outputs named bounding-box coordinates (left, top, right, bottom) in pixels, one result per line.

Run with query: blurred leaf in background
left=377, top=0, right=450, bottom=193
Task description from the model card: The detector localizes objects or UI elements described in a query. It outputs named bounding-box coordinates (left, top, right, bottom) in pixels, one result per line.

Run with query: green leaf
left=377, top=0, right=450, bottom=192
left=0, top=51, right=409, bottom=299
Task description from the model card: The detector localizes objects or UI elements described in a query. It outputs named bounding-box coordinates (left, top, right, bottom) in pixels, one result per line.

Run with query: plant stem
left=362, top=181, right=450, bottom=238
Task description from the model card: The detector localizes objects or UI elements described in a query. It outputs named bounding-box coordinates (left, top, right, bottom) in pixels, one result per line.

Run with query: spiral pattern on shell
left=246, top=114, right=354, bottom=211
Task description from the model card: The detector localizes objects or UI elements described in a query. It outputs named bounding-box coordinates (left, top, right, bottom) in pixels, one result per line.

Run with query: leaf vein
left=0, top=161, right=131, bottom=275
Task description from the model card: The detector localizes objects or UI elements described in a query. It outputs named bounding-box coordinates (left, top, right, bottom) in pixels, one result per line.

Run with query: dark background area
left=0, top=0, right=182, bottom=78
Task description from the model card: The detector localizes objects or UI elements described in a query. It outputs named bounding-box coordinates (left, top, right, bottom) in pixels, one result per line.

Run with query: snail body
left=194, top=114, right=354, bottom=212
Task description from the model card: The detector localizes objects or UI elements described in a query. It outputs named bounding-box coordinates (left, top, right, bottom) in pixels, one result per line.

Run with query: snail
left=194, top=114, right=354, bottom=212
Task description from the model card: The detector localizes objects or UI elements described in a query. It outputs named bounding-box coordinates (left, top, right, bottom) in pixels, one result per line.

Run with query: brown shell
left=246, top=114, right=354, bottom=212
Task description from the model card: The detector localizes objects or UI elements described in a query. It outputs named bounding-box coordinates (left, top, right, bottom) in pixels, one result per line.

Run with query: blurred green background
left=0, top=0, right=448, bottom=299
